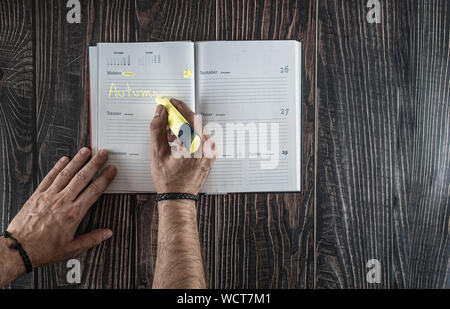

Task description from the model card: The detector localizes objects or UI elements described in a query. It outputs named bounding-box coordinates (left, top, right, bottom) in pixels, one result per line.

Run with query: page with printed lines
left=90, top=42, right=196, bottom=193
left=195, top=41, right=302, bottom=193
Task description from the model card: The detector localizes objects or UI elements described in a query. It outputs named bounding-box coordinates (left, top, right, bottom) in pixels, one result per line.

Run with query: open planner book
left=89, top=40, right=302, bottom=194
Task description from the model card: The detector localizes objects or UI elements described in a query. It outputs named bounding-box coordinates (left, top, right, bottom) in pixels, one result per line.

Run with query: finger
left=62, top=149, right=109, bottom=201
left=70, top=229, right=113, bottom=255
left=167, top=126, right=177, bottom=143
left=170, top=98, right=195, bottom=125
left=202, top=136, right=217, bottom=162
left=171, top=137, right=182, bottom=145
left=50, top=148, right=92, bottom=192
left=167, top=133, right=177, bottom=143
left=201, top=133, right=211, bottom=147
left=170, top=99, right=203, bottom=151
left=36, top=156, right=70, bottom=193
left=150, top=105, right=170, bottom=157
left=75, top=165, right=117, bottom=216
left=169, top=142, right=192, bottom=160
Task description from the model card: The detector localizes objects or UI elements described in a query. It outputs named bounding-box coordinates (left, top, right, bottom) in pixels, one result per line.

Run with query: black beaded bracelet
left=155, top=193, right=199, bottom=202
left=1, top=231, right=33, bottom=273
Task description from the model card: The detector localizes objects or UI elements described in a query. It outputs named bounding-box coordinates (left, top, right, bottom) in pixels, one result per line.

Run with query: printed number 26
left=280, top=66, right=289, bottom=74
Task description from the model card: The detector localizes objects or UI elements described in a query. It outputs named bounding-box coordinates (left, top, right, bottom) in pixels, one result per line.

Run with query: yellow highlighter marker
left=155, top=96, right=201, bottom=153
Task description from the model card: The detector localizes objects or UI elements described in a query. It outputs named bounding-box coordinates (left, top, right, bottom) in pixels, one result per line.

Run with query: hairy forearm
left=153, top=200, right=206, bottom=289
left=0, top=237, right=25, bottom=287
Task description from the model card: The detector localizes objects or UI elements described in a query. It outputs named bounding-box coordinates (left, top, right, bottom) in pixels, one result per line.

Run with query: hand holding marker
left=155, top=96, right=201, bottom=153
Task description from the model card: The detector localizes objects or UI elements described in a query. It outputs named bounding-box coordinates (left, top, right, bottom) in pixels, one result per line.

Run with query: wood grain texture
left=0, top=0, right=34, bottom=288
left=316, top=0, right=449, bottom=288
left=408, top=0, right=449, bottom=288
left=316, top=0, right=412, bottom=288
left=1, top=0, right=448, bottom=289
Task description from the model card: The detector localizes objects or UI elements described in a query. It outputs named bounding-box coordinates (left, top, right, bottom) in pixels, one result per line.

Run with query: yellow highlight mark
left=183, top=70, right=193, bottom=78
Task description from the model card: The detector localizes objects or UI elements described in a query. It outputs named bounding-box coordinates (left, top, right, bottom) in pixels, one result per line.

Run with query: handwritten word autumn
left=108, top=82, right=158, bottom=98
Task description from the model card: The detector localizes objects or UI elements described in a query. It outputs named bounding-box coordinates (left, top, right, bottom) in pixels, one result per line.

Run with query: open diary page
left=90, top=42, right=196, bottom=193
left=195, top=41, right=302, bottom=193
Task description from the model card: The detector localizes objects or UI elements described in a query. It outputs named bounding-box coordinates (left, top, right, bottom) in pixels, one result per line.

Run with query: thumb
left=150, top=105, right=169, bottom=156
left=71, top=229, right=112, bottom=254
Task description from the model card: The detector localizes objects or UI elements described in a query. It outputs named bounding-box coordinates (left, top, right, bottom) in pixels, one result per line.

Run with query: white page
left=93, top=42, right=196, bottom=193
left=195, top=41, right=301, bottom=193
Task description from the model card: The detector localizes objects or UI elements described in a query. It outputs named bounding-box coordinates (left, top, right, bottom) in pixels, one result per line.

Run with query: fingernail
left=81, top=148, right=90, bottom=155
left=154, top=105, right=163, bottom=117
left=60, top=156, right=69, bottom=163
left=98, top=149, right=107, bottom=158
left=104, top=230, right=113, bottom=240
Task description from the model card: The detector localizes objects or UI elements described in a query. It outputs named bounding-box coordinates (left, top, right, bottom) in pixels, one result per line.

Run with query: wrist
left=157, top=199, right=197, bottom=218
left=157, top=198, right=196, bottom=208
left=0, top=236, right=26, bottom=286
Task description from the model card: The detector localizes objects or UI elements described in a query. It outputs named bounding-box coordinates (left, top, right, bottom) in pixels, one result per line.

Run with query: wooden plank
left=0, top=0, right=34, bottom=289
left=135, top=0, right=217, bottom=41
left=316, top=0, right=412, bottom=288
left=33, top=0, right=91, bottom=288
left=408, top=0, right=449, bottom=288
left=212, top=0, right=316, bottom=288
left=316, top=0, right=448, bottom=289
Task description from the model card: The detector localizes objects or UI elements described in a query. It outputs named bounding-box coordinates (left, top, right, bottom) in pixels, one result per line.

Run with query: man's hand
left=150, top=99, right=216, bottom=289
left=4, top=148, right=116, bottom=277
left=150, top=98, right=216, bottom=194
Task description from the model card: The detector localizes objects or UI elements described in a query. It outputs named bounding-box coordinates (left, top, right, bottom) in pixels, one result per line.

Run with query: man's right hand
left=149, top=98, right=216, bottom=195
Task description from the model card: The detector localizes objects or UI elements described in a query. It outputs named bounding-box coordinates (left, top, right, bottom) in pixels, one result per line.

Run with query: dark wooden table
left=0, top=0, right=448, bottom=289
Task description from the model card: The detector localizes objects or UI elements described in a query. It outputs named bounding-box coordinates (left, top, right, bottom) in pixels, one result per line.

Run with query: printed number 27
left=280, top=108, right=289, bottom=116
